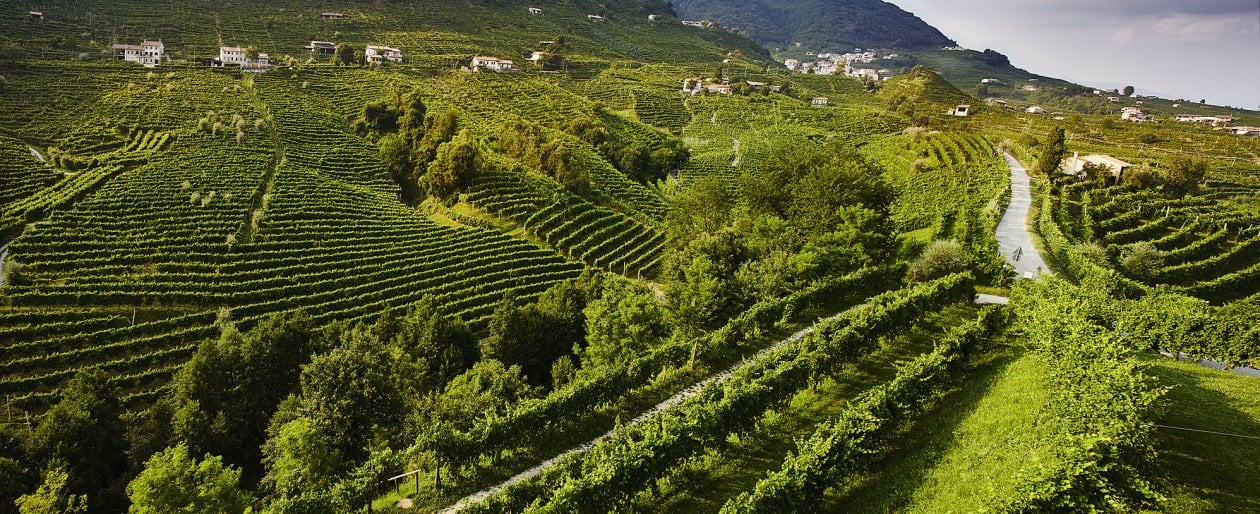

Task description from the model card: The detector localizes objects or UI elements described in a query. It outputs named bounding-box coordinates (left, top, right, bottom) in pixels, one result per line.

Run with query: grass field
left=1141, top=354, right=1260, bottom=513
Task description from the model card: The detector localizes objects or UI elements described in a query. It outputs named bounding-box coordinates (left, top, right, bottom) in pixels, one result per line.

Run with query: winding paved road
left=996, top=153, right=1049, bottom=279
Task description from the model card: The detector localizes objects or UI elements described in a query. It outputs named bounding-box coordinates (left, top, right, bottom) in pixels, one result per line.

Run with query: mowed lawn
left=825, top=346, right=1060, bottom=512
left=829, top=349, right=1260, bottom=513
left=1139, top=354, right=1260, bottom=513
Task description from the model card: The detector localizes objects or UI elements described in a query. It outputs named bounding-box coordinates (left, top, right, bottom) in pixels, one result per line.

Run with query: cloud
left=1147, top=13, right=1260, bottom=41
left=1112, top=27, right=1136, bottom=44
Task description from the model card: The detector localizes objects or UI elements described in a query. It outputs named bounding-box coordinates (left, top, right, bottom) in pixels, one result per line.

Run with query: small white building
left=980, top=78, right=1003, bottom=85
left=811, top=97, right=829, bottom=106
left=29, top=10, right=43, bottom=20
left=1107, top=96, right=1121, bottom=103
left=1061, top=153, right=1132, bottom=181
left=648, top=14, right=661, bottom=22
left=365, top=45, right=403, bottom=65
left=320, top=12, right=345, bottom=19
left=529, top=7, right=542, bottom=15
left=681, top=20, right=706, bottom=27
left=587, top=14, right=604, bottom=22
left=471, top=56, right=518, bottom=72
left=307, top=41, right=337, bottom=56
left=219, top=46, right=247, bottom=66
left=1026, top=106, right=1045, bottom=114
left=948, top=104, right=971, bottom=117
left=1230, top=126, right=1260, bottom=136
left=1120, top=107, right=1149, bottom=122
left=112, top=39, right=164, bottom=67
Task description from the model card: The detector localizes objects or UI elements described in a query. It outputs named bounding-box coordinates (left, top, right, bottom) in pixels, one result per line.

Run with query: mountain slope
left=673, top=0, right=954, bottom=51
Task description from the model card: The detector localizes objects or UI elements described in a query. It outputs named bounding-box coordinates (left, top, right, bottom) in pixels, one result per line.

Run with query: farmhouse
left=587, top=15, right=604, bottom=22
left=320, top=12, right=345, bottom=19
left=948, top=104, right=971, bottom=117
left=1176, top=114, right=1233, bottom=126
left=29, top=10, right=42, bottom=20
left=471, top=56, right=518, bottom=72
left=704, top=84, right=732, bottom=95
left=219, top=46, right=247, bottom=66
left=111, top=39, right=164, bottom=67
left=306, top=41, right=336, bottom=56
left=1061, top=153, right=1132, bottom=181
left=980, top=78, right=1003, bottom=85
left=527, top=51, right=545, bottom=64
left=648, top=14, right=660, bottom=22
left=529, top=7, right=542, bottom=15
left=1230, top=126, right=1260, bottom=136
left=681, top=20, right=706, bottom=27
left=1026, top=106, right=1046, bottom=114
left=1107, top=96, right=1121, bottom=103
left=365, top=45, right=403, bottom=65
left=811, top=97, right=829, bottom=106
left=1120, top=107, right=1150, bottom=122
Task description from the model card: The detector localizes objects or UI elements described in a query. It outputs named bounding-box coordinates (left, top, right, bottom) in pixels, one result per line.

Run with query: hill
left=672, top=0, right=954, bottom=51
left=0, top=1, right=1258, bottom=513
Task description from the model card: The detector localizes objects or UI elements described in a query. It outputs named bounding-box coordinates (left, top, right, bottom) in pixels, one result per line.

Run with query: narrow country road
left=996, top=153, right=1049, bottom=278
left=439, top=309, right=851, bottom=513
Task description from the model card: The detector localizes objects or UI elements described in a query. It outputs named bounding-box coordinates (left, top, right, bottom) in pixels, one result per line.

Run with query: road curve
left=996, top=153, right=1049, bottom=278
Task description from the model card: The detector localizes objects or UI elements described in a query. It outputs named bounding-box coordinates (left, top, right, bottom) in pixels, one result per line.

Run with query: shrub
left=1120, top=241, right=1163, bottom=280
left=907, top=239, right=966, bottom=283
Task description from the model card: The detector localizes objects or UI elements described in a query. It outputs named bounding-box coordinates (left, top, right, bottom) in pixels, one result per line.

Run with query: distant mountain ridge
left=672, top=0, right=954, bottom=51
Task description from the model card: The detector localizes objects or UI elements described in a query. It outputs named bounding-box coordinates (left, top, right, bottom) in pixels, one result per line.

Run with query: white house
left=112, top=39, right=164, bottom=67
left=219, top=46, right=247, bottom=66
left=1120, top=107, right=1149, bottom=122
left=1026, top=106, right=1046, bottom=114
left=365, top=45, right=403, bottom=65
left=320, top=12, right=345, bottom=19
left=587, top=14, right=604, bottom=22
left=1176, top=114, right=1233, bottom=126
left=528, top=7, right=542, bottom=15
left=1061, top=153, right=1132, bottom=181
left=471, top=56, right=518, bottom=72
left=1107, top=96, right=1121, bottom=103
left=980, top=78, right=1003, bottom=85
left=811, top=97, right=829, bottom=107
left=29, top=11, right=43, bottom=20
left=527, top=51, right=545, bottom=64
left=681, top=20, right=706, bottom=27
left=307, top=41, right=337, bottom=56
left=1230, top=126, right=1260, bottom=136
left=948, top=104, right=971, bottom=117
left=648, top=14, right=660, bottom=22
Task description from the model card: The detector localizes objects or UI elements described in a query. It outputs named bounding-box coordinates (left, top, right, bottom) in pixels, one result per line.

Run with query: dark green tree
left=332, top=43, right=356, bottom=66
left=28, top=370, right=128, bottom=511
left=1034, top=127, right=1068, bottom=178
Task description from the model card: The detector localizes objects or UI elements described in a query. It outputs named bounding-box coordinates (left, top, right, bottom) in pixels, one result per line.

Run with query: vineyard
left=1, top=0, right=1258, bottom=512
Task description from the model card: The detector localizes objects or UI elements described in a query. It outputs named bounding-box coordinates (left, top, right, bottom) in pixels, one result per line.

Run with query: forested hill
left=672, top=0, right=955, bottom=51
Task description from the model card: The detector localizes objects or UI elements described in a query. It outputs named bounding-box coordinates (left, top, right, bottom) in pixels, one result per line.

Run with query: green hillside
left=672, top=0, right=954, bottom=50
left=0, top=1, right=1257, bottom=513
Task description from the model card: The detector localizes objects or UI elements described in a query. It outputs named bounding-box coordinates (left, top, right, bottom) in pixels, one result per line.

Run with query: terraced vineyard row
left=1049, top=182, right=1260, bottom=303
left=0, top=68, right=586, bottom=412
left=465, top=171, right=664, bottom=276
left=865, top=131, right=1008, bottom=230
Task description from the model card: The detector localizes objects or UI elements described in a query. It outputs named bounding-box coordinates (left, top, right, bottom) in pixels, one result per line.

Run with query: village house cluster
left=781, top=49, right=895, bottom=81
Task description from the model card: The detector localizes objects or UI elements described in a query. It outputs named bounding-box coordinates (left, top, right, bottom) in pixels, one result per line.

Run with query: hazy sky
left=890, top=0, right=1260, bottom=109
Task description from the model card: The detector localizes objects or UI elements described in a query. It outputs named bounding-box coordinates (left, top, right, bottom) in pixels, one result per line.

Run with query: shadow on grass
left=1141, top=354, right=1260, bottom=514
left=644, top=303, right=982, bottom=513
left=822, top=346, right=1023, bottom=512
